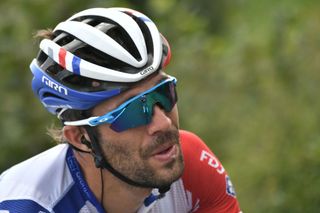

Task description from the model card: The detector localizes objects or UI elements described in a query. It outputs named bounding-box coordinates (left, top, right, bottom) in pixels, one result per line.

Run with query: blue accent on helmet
left=72, top=56, right=81, bottom=75
left=30, top=60, right=121, bottom=115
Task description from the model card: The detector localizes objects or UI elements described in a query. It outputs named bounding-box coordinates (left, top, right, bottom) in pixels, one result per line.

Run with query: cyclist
left=0, top=7, right=242, bottom=213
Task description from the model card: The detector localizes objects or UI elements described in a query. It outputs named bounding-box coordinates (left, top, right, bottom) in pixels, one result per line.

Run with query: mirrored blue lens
left=110, top=80, right=177, bottom=132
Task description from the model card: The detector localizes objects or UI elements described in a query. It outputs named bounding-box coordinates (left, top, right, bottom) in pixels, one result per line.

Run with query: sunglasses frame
left=64, top=76, right=177, bottom=129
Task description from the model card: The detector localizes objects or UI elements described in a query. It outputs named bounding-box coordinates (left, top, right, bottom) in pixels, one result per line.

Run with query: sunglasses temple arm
left=64, top=117, right=99, bottom=127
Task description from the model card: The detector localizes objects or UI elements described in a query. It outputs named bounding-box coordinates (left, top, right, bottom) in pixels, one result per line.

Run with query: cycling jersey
left=0, top=130, right=241, bottom=212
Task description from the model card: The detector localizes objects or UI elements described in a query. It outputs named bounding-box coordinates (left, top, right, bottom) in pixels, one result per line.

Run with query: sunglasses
left=64, top=76, right=177, bottom=132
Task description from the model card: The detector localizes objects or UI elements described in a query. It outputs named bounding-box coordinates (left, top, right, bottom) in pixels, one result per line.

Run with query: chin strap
left=82, top=126, right=171, bottom=196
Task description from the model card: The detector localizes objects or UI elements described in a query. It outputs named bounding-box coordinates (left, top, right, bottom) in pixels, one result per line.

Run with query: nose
left=146, top=105, right=172, bottom=135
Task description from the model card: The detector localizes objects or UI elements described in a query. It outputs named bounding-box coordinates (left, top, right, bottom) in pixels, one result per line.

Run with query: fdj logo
left=200, top=150, right=225, bottom=174
left=42, top=76, right=68, bottom=95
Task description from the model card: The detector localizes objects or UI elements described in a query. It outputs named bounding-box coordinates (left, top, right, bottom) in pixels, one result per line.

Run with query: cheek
left=97, top=126, right=144, bottom=152
left=99, top=133, right=141, bottom=163
left=169, top=105, right=179, bottom=128
left=96, top=125, right=114, bottom=139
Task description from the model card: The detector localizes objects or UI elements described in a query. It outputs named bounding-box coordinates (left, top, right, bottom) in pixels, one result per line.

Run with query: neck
left=74, top=151, right=152, bottom=213
left=101, top=170, right=152, bottom=213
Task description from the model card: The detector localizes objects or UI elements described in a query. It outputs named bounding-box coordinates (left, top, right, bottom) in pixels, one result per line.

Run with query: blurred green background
left=1, top=0, right=320, bottom=212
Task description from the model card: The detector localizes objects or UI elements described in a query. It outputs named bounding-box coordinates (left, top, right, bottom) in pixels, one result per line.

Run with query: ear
left=63, top=126, right=91, bottom=152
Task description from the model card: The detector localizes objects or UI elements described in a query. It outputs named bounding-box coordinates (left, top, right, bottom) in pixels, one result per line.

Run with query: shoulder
left=180, top=130, right=224, bottom=174
left=0, top=144, right=72, bottom=210
left=179, top=130, right=241, bottom=213
left=179, top=130, right=226, bottom=190
left=179, top=130, right=217, bottom=159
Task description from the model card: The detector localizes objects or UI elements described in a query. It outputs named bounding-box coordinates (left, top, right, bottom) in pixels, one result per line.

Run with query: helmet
left=30, top=7, right=171, bottom=115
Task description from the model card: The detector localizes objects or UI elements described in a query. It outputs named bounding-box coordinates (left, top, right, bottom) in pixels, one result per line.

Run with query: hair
left=33, top=28, right=54, bottom=40
left=47, top=124, right=65, bottom=143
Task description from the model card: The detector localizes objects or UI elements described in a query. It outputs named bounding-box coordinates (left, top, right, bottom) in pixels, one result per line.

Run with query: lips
left=151, top=144, right=177, bottom=162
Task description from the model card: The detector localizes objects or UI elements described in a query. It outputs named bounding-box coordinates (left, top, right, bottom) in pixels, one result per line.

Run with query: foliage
left=1, top=0, right=320, bottom=212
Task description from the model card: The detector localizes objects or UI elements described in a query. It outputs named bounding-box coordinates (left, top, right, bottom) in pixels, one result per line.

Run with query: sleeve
left=180, top=130, right=242, bottom=213
left=0, top=199, right=50, bottom=213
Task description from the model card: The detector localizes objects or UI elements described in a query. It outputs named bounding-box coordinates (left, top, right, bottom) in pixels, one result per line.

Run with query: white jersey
left=0, top=130, right=241, bottom=212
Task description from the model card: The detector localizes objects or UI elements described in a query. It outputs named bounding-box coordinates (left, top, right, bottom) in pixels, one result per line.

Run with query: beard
left=98, top=128, right=184, bottom=189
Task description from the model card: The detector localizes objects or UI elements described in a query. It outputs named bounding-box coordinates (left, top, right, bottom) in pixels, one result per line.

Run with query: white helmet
left=30, top=7, right=171, bottom=115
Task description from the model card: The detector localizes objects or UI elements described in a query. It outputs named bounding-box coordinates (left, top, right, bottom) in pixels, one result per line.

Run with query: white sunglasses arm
left=64, top=117, right=99, bottom=126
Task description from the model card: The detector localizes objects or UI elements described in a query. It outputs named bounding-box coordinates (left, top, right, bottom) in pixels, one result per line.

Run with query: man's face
left=92, top=72, right=184, bottom=188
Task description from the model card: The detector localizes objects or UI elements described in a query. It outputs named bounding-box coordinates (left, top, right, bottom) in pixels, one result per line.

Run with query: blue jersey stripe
left=53, top=183, right=84, bottom=213
left=66, top=147, right=105, bottom=213
left=0, top=199, right=50, bottom=213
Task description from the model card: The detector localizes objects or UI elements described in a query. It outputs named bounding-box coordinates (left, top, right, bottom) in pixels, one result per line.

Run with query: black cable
left=100, top=168, right=105, bottom=211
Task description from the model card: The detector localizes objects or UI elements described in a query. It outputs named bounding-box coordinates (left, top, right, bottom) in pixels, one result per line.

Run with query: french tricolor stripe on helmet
left=72, top=56, right=81, bottom=75
left=44, top=43, right=81, bottom=75
left=58, top=48, right=67, bottom=68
